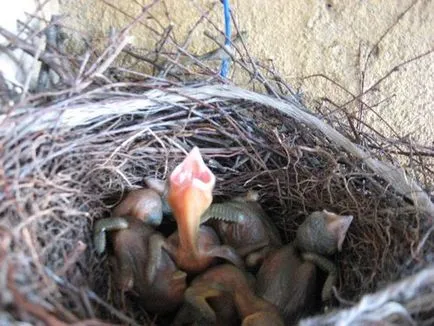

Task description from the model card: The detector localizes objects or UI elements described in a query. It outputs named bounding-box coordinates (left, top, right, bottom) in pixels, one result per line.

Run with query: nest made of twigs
left=1, top=82, right=434, bottom=325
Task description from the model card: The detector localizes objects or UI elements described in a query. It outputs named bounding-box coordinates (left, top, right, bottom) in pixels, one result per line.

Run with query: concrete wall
left=60, top=1, right=434, bottom=146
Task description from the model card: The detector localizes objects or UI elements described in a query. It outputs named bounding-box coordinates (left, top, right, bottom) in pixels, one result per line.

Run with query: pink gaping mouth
left=169, top=147, right=215, bottom=189
left=168, top=147, right=216, bottom=252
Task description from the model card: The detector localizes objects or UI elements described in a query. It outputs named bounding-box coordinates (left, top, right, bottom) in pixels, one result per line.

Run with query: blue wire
left=220, top=0, right=231, bottom=78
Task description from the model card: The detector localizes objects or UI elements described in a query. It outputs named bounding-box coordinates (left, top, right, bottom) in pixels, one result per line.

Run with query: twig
left=0, top=26, right=73, bottom=85
left=44, top=268, right=141, bottom=326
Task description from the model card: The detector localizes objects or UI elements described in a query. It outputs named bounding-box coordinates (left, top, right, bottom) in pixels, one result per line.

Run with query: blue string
left=220, top=0, right=231, bottom=78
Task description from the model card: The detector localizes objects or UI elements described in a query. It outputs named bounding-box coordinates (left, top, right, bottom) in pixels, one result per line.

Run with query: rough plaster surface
left=61, top=0, right=433, bottom=146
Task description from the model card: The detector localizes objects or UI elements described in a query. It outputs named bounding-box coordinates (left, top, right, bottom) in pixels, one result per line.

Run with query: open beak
left=167, top=147, right=216, bottom=252
left=323, top=210, right=353, bottom=252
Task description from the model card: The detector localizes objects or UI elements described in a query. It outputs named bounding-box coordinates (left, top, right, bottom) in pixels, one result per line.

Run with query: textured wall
left=62, top=0, right=433, bottom=146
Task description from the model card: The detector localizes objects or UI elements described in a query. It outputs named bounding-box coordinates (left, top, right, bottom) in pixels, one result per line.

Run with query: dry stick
left=160, top=3, right=217, bottom=77
left=229, top=13, right=282, bottom=98
left=78, top=0, right=160, bottom=86
left=253, top=60, right=301, bottom=102
left=299, top=266, right=434, bottom=326
left=172, top=46, right=220, bottom=76
left=317, top=96, right=410, bottom=156
left=162, top=2, right=229, bottom=80
left=302, top=73, right=403, bottom=141
left=111, top=67, right=182, bottom=86
left=44, top=267, right=141, bottom=326
left=4, top=84, right=433, bottom=216
left=121, top=9, right=219, bottom=80
left=361, top=0, right=419, bottom=89
left=122, top=47, right=181, bottom=80
left=159, top=21, right=217, bottom=76
left=193, top=4, right=280, bottom=97
left=9, top=283, right=69, bottom=326
left=19, top=40, right=45, bottom=102
left=56, top=241, right=87, bottom=276
left=306, top=76, right=433, bottom=182
left=12, top=273, right=118, bottom=326
left=0, top=26, right=73, bottom=84
left=342, top=48, right=434, bottom=109
left=156, top=0, right=173, bottom=33
left=154, top=23, right=174, bottom=55
left=367, top=144, right=434, bottom=158
left=76, top=36, right=131, bottom=90
left=14, top=0, right=54, bottom=41
left=357, top=0, right=418, bottom=131
left=201, top=30, right=258, bottom=84
left=98, top=0, right=163, bottom=39
left=187, top=85, right=434, bottom=217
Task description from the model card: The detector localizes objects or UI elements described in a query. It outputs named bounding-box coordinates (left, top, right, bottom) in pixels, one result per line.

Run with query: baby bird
left=93, top=187, right=167, bottom=254
left=201, top=191, right=282, bottom=268
left=112, top=188, right=168, bottom=226
left=255, top=210, right=353, bottom=324
left=165, top=224, right=243, bottom=274
left=105, top=216, right=187, bottom=314
left=163, top=147, right=243, bottom=273
left=173, top=264, right=284, bottom=326
left=92, top=187, right=187, bottom=314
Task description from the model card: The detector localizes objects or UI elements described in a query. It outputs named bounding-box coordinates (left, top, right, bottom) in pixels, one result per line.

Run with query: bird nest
left=1, top=5, right=434, bottom=326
